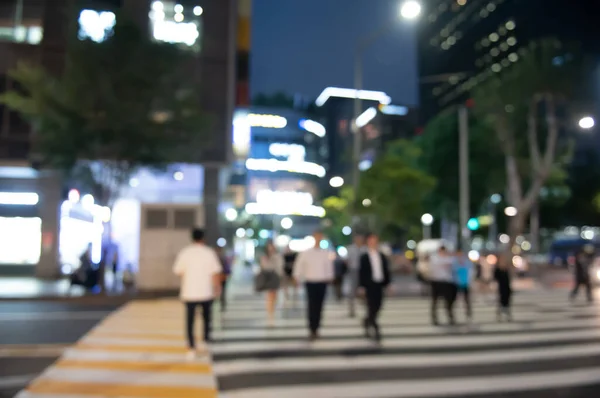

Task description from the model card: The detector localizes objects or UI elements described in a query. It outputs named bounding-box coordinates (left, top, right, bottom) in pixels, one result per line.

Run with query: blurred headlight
left=512, top=255, right=524, bottom=269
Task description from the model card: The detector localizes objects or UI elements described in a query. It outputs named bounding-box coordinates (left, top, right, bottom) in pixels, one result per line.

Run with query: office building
left=0, top=0, right=237, bottom=276
left=314, top=87, right=416, bottom=193
left=418, top=0, right=600, bottom=124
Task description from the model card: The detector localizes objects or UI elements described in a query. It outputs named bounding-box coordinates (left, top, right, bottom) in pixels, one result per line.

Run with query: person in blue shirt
left=453, top=249, right=474, bottom=323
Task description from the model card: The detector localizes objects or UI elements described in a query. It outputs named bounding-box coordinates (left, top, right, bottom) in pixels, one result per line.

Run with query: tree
left=357, top=139, right=436, bottom=240
left=322, top=187, right=354, bottom=245
left=472, top=39, right=586, bottom=246
left=0, top=14, right=207, bottom=208
left=417, top=109, right=505, bottom=222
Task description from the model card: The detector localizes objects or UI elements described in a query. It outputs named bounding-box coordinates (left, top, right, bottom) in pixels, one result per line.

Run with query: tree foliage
left=472, top=38, right=587, bottom=240
left=357, top=140, right=436, bottom=237
left=322, top=187, right=354, bottom=245
left=416, top=109, right=505, bottom=221
left=0, top=15, right=208, bottom=207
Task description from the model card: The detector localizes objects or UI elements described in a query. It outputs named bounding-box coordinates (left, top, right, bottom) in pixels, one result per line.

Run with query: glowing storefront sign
left=245, top=158, right=326, bottom=177
left=248, top=114, right=287, bottom=128
left=233, top=109, right=251, bottom=157
left=245, top=190, right=325, bottom=217
left=0, top=192, right=39, bottom=205
left=268, top=143, right=306, bottom=160
left=379, top=104, right=409, bottom=116
left=315, top=87, right=392, bottom=107
left=299, top=119, right=326, bottom=137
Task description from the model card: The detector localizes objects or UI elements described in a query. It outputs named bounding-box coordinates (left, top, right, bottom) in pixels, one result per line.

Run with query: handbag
left=254, top=270, right=279, bottom=292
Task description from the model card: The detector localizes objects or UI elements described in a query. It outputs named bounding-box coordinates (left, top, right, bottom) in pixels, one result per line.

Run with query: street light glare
left=421, top=213, right=434, bottom=226
left=329, top=176, right=344, bottom=188
left=504, top=206, right=518, bottom=217
left=579, top=116, right=595, bottom=129
left=400, top=0, right=422, bottom=20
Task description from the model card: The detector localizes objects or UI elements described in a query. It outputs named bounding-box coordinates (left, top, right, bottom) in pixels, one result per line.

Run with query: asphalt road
left=0, top=301, right=119, bottom=397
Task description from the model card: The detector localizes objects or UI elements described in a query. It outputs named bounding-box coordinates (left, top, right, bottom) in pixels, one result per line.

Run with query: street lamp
left=504, top=206, right=518, bottom=217
left=579, top=116, right=595, bottom=130
left=329, top=176, right=344, bottom=188
left=281, top=217, right=293, bottom=230
left=352, top=0, right=421, bottom=212
left=225, top=208, right=238, bottom=222
left=400, top=0, right=422, bottom=19
left=421, top=213, right=434, bottom=239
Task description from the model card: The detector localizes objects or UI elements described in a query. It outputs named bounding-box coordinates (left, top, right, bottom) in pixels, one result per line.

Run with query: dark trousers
left=365, top=285, right=384, bottom=333
left=185, top=300, right=213, bottom=348
left=431, top=281, right=457, bottom=324
left=305, top=282, right=327, bottom=334
left=571, top=277, right=593, bottom=301
left=457, top=285, right=472, bottom=319
left=497, top=283, right=512, bottom=311
left=220, top=281, right=228, bottom=311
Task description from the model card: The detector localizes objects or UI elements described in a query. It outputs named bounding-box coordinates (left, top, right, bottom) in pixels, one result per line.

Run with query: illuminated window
left=150, top=1, right=203, bottom=51
left=78, top=10, right=116, bottom=43
left=0, top=0, right=44, bottom=45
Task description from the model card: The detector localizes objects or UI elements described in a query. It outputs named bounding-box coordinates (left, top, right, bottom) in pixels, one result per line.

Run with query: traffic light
left=467, top=217, right=480, bottom=231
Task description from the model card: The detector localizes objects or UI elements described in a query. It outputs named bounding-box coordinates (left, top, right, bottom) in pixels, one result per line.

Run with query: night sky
left=251, top=0, right=419, bottom=106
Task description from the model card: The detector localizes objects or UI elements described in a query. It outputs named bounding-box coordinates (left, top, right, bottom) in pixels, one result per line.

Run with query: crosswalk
left=214, top=290, right=600, bottom=398
left=17, top=300, right=218, bottom=398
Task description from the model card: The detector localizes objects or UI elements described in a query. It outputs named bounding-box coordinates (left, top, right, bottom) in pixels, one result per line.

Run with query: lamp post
left=351, top=1, right=421, bottom=206
left=421, top=213, right=434, bottom=240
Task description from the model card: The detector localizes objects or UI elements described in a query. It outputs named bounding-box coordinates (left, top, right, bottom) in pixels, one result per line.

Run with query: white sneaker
left=186, top=350, right=196, bottom=362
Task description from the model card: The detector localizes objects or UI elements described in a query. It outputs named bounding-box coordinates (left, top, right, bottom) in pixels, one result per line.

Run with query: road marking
left=0, top=374, right=37, bottom=389
left=0, top=311, right=111, bottom=321
left=0, top=344, right=68, bottom=358
left=23, top=380, right=217, bottom=398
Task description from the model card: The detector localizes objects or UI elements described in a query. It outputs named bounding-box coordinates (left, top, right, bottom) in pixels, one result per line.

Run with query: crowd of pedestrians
left=171, top=228, right=596, bottom=360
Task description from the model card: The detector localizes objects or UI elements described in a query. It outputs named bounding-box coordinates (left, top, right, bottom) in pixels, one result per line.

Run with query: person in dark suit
left=359, top=233, right=391, bottom=342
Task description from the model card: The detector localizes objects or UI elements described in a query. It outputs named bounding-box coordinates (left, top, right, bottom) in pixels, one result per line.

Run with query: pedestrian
left=215, top=246, right=232, bottom=312
left=358, top=233, right=391, bottom=342
left=429, top=246, right=457, bottom=326
left=452, top=249, right=474, bottom=323
left=173, top=228, right=222, bottom=361
left=293, top=231, right=335, bottom=341
left=259, top=240, right=284, bottom=326
left=570, top=245, right=594, bottom=303
left=494, top=255, right=513, bottom=322
left=347, top=233, right=366, bottom=318
left=282, top=246, right=298, bottom=306
left=333, top=254, right=347, bottom=301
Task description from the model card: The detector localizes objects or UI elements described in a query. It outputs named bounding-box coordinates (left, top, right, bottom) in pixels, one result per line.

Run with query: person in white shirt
left=358, top=233, right=391, bottom=342
left=346, top=234, right=365, bottom=318
left=429, top=246, right=457, bottom=326
left=293, top=231, right=334, bottom=341
left=173, top=228, right=222, bottom=360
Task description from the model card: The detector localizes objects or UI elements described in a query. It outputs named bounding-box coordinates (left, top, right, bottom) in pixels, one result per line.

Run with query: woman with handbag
left=258, top=240, right=284, bottom=326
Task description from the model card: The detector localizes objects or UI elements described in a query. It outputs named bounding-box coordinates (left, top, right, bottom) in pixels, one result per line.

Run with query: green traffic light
left=467, top=217, right=480, bottom=231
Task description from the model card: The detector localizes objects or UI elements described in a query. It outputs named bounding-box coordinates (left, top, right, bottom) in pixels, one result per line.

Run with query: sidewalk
left=17, top=299, right=218, bottom=398
left=0, top=277, right=176, bottom=302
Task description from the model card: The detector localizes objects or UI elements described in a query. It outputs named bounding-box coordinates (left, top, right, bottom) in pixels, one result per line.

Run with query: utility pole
left=458, top=106, right=470, bottom=250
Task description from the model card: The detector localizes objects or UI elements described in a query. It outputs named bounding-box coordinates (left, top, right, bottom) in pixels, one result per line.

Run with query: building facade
left=0, top=0, right=237, bottom=276
left=315, top=87, right=416, bottom=195
left=418, top=0, right=600, bottom=124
